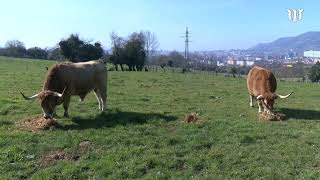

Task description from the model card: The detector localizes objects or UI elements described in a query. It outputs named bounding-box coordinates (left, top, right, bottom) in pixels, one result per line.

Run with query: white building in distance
left=304, top=50, right=320, bottom=58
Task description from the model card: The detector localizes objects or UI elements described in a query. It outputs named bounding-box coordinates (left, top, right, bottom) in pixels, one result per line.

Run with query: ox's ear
left=256, top=95, right=264, bottom=100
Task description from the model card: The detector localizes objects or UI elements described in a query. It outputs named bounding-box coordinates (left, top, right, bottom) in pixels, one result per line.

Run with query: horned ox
left=21, top=60, right=107, bottom=119
left=247, top=66, right=292, bottom=113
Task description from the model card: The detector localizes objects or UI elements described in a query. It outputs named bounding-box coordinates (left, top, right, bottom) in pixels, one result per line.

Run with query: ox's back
left=44, top=60, right=106, bottom=95
left=247, top=66, right=277, bottom=96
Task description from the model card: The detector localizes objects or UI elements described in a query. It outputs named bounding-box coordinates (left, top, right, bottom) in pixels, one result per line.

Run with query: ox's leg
left=249, top=95, right=254, bottom=107
left=99, top=83, right=107, bottom=111
left=257, top=100, right=263, bottom=113
left=63, top=96, right=71, bottom=117
left=94, top=89, right=102, bottom=111
left=98, top=79, right=107, bottom=111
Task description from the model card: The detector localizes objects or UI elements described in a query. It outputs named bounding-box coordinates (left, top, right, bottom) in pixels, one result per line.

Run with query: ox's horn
left=20, top=92, right=39, bottom=100
left=52, top=92, right=63, bottom=97
left=276, top=92, right=293, bottom=99
left=53, top=86, right=67, bottom=98
left=256, top=95, right=264, bottom=100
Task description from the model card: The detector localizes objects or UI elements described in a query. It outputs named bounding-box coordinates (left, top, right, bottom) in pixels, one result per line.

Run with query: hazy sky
left=0, top=0, right=319, bottom=51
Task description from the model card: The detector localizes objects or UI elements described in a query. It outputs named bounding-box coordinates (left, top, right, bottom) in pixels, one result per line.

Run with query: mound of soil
left=259, top=111, right=286, bottom=121
left=40, top=150, right=79, bottom=167
left=17, top=116, right=59, bottom=131
left=184, top=112, right=200, bottom=123
left=40, top=141, right=92, bottom=167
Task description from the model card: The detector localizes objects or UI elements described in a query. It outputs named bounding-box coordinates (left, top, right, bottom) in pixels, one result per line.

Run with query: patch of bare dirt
left=40, top=150, right=79, bottom=167
left=16, top=116, right=59, bottom=132
left=259, top=111, right=286, bottom=121
left=183, top=112, right=204, bottom=124
left=78, top=140, right=92, bottom=153
left=40, top=141, right=92, bottom=167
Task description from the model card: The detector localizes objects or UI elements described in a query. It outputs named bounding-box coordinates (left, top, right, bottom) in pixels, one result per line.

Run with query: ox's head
left=20, top=87, right=67, bottom=119
left=257, top=92, right=293, bottom=113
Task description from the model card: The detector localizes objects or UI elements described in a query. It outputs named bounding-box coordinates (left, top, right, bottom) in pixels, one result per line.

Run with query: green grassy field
left=1, top=56, right=320, bottom=179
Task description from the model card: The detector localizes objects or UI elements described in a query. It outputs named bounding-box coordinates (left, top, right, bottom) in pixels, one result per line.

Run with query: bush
left=308, top=62, right=320, bottom=82
left=59, top=34, right=103, bottom=62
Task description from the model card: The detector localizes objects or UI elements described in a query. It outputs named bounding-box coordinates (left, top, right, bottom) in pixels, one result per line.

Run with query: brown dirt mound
left=259, top=111, right=286, bottom=121
left=16, top=116, right=59, bottom=131
left=39, top=141, right=92, bottom=167
left=40, top=150, right=79, bottom=167
left=184, top=112, right=200, bottom=123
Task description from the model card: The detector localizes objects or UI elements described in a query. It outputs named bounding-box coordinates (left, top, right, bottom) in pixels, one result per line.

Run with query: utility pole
left=182, top=27, right=190, bottom=60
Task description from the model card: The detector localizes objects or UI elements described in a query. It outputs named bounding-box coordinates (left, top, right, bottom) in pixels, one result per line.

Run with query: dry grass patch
left=16, top=116, right=59, bottom=132
left=183, top=112, right=206, bottom=125
left=259, top=111, right=286, bottom=121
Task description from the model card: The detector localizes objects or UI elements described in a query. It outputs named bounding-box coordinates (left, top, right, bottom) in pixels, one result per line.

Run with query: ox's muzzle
left=43, top=113, right=53, bottom=119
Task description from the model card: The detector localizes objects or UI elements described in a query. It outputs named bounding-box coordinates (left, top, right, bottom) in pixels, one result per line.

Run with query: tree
left=59, top=34, right=103, bottom=62
left=47, top=47, right=65, bottom=60
left=5, top=40, right=26, bottom=57
left=59, top=34, right=83, bottom=61
left=152, top=51, right=186, bottom=68
left=167, top=51, right=186, bottom=67
left=110, top=32, right=147, bottom=71
left=78, top=42, right=103, bottom=61
left=140, top=31, right=159, bottom=62
left=26, top=47, right=48, bottom=59
left=309, top=62, right=320, bottom=82
left=229, top=66, right=238, bottom=78
left=110, top=32, right=125, bottom=70
left=123, top=32, right=146, bottom=71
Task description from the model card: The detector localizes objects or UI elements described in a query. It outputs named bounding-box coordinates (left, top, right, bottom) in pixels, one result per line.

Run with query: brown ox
left=247, top=66, right=292, bottom=113
left=21, top=60, right=107, bottom=119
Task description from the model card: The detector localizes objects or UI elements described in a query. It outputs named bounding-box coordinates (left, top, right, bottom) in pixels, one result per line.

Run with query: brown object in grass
left=40, top=150, right=79, bottom=167
left=259, top=111, right=286, bottom=121
left=184, top=112, right=200, bottom=123
left=17, top=116, right=59, bottom=131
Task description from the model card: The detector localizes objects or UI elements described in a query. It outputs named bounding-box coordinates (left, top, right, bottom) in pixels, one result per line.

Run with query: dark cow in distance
left=247, top=66, right=292, bottom=113
left=21, top=60, right=107, bottom=119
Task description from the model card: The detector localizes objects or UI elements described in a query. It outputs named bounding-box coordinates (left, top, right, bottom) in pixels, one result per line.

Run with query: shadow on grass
left=0, top=120, right=13, bottom=126
left=278, top=108, right=320, bottom=120
left=61, top=109, right=178, bottom=130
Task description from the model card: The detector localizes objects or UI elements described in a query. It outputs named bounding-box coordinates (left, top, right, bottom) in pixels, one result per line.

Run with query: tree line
left=0, top=36, right=104, bottom=61
left=2, top=32, right=320, bottom=81
left=109, top=31, right=158, bottom=71
left=0, top=30, right=159, bottom=71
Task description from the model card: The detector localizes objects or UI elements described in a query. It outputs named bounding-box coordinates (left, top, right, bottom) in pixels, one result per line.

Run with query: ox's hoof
left=100, top=110, right=107, bottom=115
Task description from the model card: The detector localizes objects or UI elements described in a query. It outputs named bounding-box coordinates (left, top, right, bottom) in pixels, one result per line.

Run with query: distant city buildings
left=155, top=49, right=320, bottom=67
left=304, top=50, right=320, bottom=58
left=304, top=50, right=320, bottom=64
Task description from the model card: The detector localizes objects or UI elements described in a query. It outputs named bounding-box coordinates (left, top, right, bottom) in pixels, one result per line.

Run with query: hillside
left=251, top=31, right=320, bottom=54
left=1, top=57, right=320, bottom=178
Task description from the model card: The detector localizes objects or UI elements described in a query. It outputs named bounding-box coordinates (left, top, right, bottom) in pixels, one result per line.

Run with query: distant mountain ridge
left=251, top=31, right=320, bottom=54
